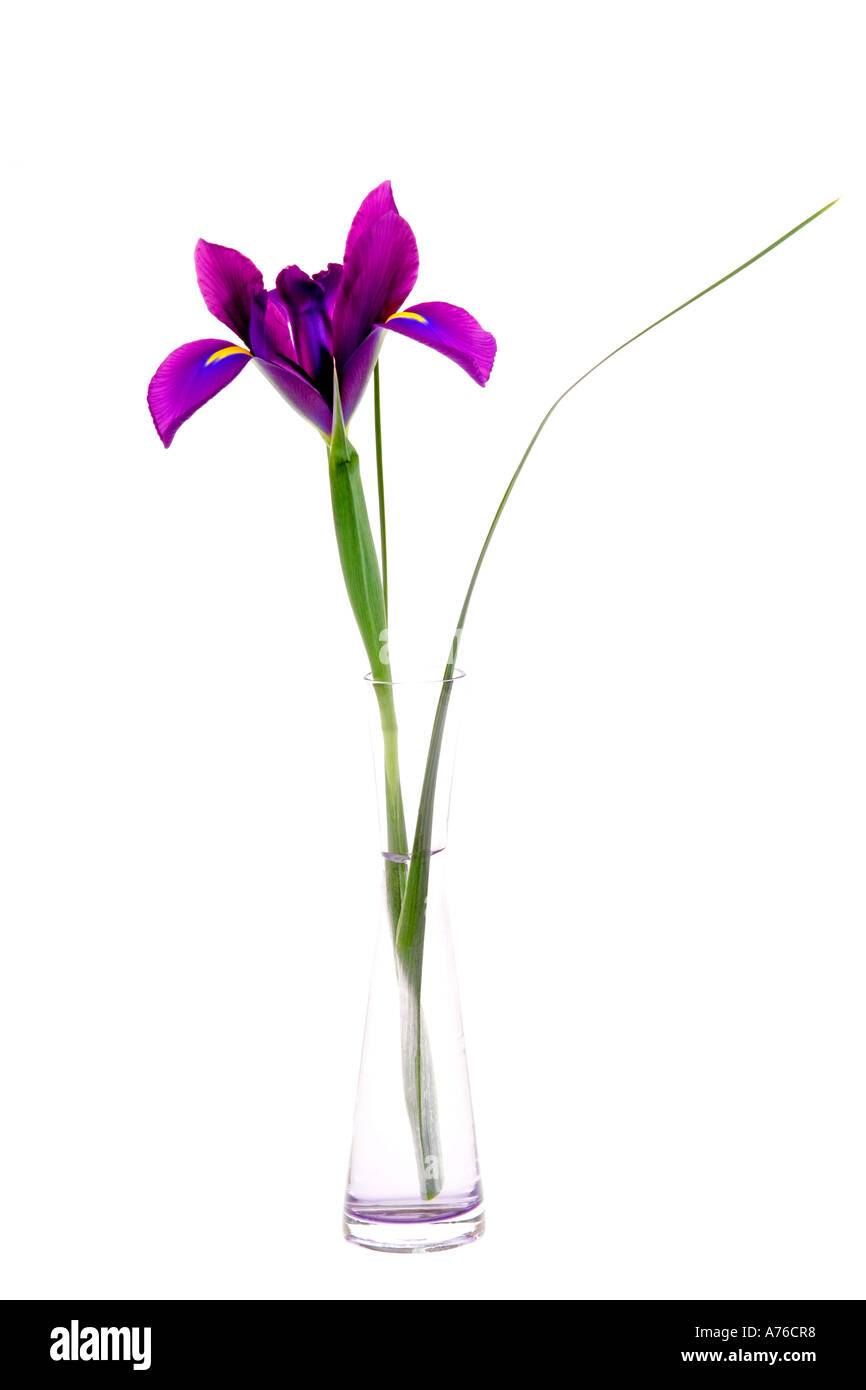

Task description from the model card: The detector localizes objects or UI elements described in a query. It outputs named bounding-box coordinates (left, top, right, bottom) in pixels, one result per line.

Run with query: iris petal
left=339, top=328, right=385, bottom=424
left=343, top=182, right=398, bottom=263
left=382, top=300, right=497, bottom=386
left=248, top=288, right=296, bottom=365
left=147, top=338, right=251, bottom=448
left=332, top=211, right=419, bottom=366
left=254, top=359, right=333, bottom=435
left=247, top=291, right=332, bottom=432
left=194, top=240, right=264, bottom=345
left=313, top=262, right=343, bottom=315
left=275, top=266, right=333, bottom=391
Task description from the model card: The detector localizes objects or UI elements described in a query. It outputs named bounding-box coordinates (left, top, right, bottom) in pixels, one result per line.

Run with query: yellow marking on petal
left=204, top=345, right=252, bottom=366
left=386, top=311, right=428, bottom=325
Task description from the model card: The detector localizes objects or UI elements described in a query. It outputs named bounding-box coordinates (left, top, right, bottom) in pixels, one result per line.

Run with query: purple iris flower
left=148, top=182, right=496, bottom=448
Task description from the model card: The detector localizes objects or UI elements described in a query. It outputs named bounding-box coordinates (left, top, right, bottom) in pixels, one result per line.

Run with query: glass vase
left=343, top=670, right=484, bottom=1252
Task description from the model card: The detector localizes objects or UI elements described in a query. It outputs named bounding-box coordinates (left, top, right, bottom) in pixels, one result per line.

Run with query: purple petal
left=147, top=339, right=251, bottom=447
left=313, top=262, right=342, bottom=315
left=254, top=359, right=332, bottom=434
left=275, top=266, right=333, bottom=391
left=248, top=291, right=332, bottom=432
left=382, top=301, right=497, bottom=386
left=195, top=240, right=264, bottom=345
left=332, top=212, right=418, bottom=366
left=246, top=347, right=330, bottom=437
left=248, top=288, right=297, bottom=366
left=339, top=328, right=384, bottom=423
left=344, top=182, right=398, bottom=263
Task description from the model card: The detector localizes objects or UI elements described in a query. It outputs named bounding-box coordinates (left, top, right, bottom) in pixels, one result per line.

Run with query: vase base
left=344, top=1193, right=484, bottom=1253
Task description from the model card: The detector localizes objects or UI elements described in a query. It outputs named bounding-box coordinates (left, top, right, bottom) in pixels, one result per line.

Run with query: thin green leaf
left=374, top=363, right=388, bottom=623
left=396, top=196, right=840, bottom=1051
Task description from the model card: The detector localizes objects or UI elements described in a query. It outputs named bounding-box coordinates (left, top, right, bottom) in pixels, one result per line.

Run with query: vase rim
left=364, top=667, right=466, bottom=688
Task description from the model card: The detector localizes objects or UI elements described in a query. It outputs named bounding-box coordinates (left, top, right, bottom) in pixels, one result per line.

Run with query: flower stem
left=327, top=388, right=409, bottom=890
left=327, top=373, right=441, bottom=1196
left=374, top=363, right=388, bottom=622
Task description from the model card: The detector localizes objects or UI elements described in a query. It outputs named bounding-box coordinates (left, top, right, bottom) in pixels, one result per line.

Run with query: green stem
left=327, top=376, right=408, bottom=903
left=327, top=374, right=439, bottom=1195
left=374, top=680, right=408, bottom=932
left=374, top=363, right=388, bottom=623
left=372, top=367, right=404, bottom=926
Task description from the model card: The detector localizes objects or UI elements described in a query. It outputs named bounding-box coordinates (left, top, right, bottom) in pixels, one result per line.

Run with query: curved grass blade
left=394, top=200, right=841, bottom=1154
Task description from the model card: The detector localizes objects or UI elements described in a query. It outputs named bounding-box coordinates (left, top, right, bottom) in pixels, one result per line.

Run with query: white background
left=1, top=0, right=862, bottom=1300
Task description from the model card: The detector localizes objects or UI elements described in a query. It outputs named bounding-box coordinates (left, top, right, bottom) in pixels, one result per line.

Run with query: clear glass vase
left=343, top=670, right=484, bottom=1252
